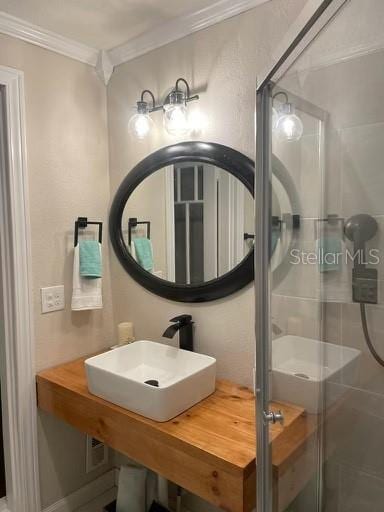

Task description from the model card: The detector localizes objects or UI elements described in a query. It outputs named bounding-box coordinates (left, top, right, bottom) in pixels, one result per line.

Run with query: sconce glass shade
left=275, top=103, right=303, bottom=141
left=128, top=101, right=154, bottom=140
left=128, top=112, right=154, bottom=139
left=163, top=90, right=189, bottom=136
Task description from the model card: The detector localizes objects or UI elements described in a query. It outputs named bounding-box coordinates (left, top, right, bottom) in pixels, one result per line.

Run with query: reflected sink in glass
left=85, top=341, right=216, bottom=422
left=272, top=335, right=361, bottom=413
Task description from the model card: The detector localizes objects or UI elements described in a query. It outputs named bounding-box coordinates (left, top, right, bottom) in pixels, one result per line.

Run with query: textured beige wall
left=0, top=34, right=114, bottom=368
left=107, top=0, right=307, bottom=387
left=0, top=0, right=307, bottom=508
left=0, top=34, right=115, bottom=508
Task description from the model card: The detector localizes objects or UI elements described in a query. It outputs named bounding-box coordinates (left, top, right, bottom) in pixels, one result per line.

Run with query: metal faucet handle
left=170, top=314, right=193, bottom=324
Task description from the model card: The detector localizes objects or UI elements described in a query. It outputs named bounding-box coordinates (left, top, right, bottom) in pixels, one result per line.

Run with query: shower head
left=344, top=214, right=378, bottom=251
left=345, top=216, right=381, bottom=366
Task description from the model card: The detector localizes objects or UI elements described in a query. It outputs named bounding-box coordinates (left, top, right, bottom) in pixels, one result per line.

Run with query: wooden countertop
left=36, top=355, right=316, bottom=512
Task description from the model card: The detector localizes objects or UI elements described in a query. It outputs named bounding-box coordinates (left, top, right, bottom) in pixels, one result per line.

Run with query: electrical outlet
left=86, top=435, right=108, bottom=473
left=41, top=285, right=65, bottom=313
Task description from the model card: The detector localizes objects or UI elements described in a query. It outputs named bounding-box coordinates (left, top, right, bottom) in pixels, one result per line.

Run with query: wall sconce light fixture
left=272, top=91, right=303, bottom=142
left=128, top=89, right=155, bottom=140
left=163, top=78, right=199, bottom=136
left=128, top=78, right=199, bottom=140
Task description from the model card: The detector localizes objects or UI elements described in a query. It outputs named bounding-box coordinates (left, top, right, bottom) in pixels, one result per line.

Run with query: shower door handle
left=264, top=410, right=284, bottom=426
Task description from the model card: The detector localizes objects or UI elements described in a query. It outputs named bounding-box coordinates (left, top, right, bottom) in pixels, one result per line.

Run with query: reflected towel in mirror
left=132, top=237, right=154, bottom=272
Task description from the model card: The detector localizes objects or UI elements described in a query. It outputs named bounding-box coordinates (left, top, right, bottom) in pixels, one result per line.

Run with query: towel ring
left=74, top=217, right=103, bottom=246
left=128, top=218, right=151, bottom=246
left=314, top=214, right=344, bottom=240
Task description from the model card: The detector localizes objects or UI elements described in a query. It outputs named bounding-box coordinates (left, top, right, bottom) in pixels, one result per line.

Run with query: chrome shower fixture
left=345, top=213, right=383, bottom=368
left=344, top=213, right=378, bottom=253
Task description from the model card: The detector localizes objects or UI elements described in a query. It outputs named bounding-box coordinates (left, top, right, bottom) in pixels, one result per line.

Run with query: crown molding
left=0, top=11, right=99, bottom=66
left=1, top=0, right=383, bottom=86
left=291, top=34, right=384, bottom=75
left=108, top=0, right=271, bottom=67
left=0, top=0, right=271, bottom=79
left=257, top=0, right=384, bottom=84
left=96, top=50, right=114, bottom=85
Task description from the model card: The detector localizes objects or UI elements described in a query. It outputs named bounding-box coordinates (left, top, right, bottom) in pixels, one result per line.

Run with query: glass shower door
left=257, top=0, right=384, bottom=510
left=255, top=1, right=356, bottom=511
left=255, top=80, right=326, bottom=512
left=267, top=82, right=326, bottom=512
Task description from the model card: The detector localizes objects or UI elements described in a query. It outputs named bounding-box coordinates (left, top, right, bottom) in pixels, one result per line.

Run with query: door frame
left=0, top=65, right=40, bottom=512
left=165, top=166, right=176, bottom=282
left=165, top=164, right=246, bottom=283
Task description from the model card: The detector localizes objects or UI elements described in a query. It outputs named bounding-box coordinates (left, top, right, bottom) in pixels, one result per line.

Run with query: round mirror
left=109, top=142, right=299, bottom=302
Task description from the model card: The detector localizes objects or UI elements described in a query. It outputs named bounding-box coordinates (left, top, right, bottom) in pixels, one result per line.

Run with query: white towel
left=71, top=244, right=102, bottom=311
left=116, top=465, right=158, bottom=512
left=130, top=241, right=137, bottom=262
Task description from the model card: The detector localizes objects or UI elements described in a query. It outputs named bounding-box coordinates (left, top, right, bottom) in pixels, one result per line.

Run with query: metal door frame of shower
left=254, top=1, right=348, bottom=512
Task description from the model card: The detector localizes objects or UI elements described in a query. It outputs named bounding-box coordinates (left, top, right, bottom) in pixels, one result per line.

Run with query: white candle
left=117, top=322, right=135, bottom=345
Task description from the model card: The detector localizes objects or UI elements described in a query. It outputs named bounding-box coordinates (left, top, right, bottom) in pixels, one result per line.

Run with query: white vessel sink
left=85, top=340, right=216, bottom=422
left=272, top=335, right=361, bottom=413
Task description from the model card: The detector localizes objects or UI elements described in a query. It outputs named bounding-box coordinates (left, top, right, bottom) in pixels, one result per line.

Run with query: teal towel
left=316, top=236, right=342, bottom=273
left=133, top=238, right=153, bottom=272
left=79, top=240, right=102, bottom=278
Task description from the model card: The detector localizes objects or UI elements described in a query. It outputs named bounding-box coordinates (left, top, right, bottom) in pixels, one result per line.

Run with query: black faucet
left=162, top=314, right=194, bottom=351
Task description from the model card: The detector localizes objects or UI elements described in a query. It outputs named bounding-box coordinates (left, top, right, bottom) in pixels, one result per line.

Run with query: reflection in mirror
left=271, top=173, right=294, bottom=273
left=122, top=163, right=254, bottom=284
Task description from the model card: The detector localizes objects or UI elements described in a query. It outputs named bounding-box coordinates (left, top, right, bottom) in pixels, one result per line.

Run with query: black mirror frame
left=109, top=141, right=254, bottom=302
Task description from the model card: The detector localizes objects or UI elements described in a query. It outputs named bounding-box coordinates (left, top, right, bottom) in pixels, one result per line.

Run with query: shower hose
left=360, top=303, right=384, bottom=368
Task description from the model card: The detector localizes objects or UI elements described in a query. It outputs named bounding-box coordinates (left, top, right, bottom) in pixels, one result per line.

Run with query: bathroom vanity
left=36, top=355, right=320, bottom=512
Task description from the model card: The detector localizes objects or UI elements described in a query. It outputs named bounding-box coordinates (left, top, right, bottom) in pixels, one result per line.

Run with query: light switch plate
left=41, top=285, right=65, bottom=313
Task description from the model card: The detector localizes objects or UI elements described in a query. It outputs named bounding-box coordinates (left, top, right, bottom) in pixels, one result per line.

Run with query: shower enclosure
left=255, top=0, right=384, bottom=511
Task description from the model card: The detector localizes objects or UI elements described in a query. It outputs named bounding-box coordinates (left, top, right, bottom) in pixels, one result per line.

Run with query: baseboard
left=76, top=487, right=117, bottom=512
left=43, top=469, right=116, bottom=512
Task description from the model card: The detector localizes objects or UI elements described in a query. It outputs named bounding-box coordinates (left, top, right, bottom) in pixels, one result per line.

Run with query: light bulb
left=128, top=100, right=154, bottom=140
left=128, top=112, right=154, bottom=140
left=163, top=89, right=189, bottom=136
left=275, top=103, right=303, bottom=141
left=163, top=104, right=189, bottom=136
